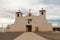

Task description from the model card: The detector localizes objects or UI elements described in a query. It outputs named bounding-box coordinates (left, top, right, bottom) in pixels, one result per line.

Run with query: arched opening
left=17, top=13, right=19, bottom=17
left=41, top=12, right=44, bottom=15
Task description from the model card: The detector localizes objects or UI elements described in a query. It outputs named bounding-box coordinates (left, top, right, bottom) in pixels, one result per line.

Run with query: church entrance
left=26, top=25, right=32, bottom=32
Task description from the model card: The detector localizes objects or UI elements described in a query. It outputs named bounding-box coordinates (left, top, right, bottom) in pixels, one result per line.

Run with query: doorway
left=53, top=28, right=60, bottom=31
left=26, top=25, right=32, bottom=32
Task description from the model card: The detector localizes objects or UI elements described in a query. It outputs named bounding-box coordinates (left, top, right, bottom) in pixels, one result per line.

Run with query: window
left=28, top=19, right=32, bottom=22
left=27, top=19, right=32, bottom=24
left=29, top=13, right=31, bottom=17
left=28, top=21, right=30, bottom=24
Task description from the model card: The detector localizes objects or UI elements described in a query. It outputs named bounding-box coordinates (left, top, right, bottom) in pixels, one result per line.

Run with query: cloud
left=0, top=0, right=31, bottom=8
left=0, top=0, right=60, bottom=24
left=39, top=0, right=60, bottom=5
left=0, top=18, right=14, bottom=24
left=46, top=15, right=60, bottom=19
left=0, top=0, right=60, bottom=16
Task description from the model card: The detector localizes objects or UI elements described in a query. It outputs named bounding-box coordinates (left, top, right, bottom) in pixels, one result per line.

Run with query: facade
left=6, top=8, right=52, bottom=32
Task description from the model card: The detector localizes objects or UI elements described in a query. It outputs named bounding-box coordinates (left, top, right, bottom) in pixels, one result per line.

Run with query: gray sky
left=0, top=0, right=60, bottom=24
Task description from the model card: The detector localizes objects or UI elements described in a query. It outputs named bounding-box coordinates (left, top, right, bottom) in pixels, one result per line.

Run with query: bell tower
left=15, top=10, right=23, bottom=23
left=16, top=10, right=23, bottom=17
left=39, top=8, right=46, bottom=17
left=28, top=9, right=32, bottom=17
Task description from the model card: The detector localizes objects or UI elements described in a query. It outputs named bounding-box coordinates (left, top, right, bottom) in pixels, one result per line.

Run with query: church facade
left=6, top=8, right=52, bottom=32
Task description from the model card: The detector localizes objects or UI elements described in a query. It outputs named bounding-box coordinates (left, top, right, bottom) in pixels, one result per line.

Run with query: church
left=6, top=8, right=52, bottom=32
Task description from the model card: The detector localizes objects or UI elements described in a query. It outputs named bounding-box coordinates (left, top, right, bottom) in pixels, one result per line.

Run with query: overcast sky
left=0, top=0, right=60, bottom=24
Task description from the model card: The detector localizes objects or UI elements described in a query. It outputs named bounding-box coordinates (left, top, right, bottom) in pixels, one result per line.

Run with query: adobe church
left=6, top=8, right=52, bottom=32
